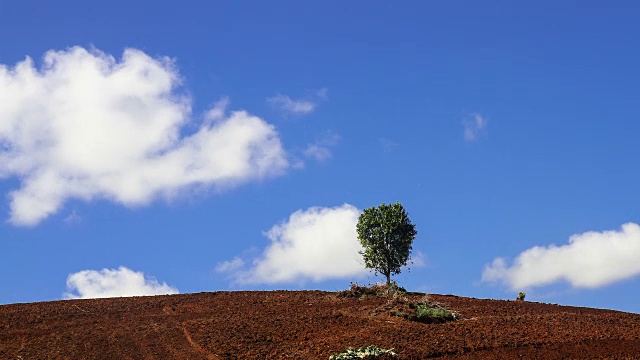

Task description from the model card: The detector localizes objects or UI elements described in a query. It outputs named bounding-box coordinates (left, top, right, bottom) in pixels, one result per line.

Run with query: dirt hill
left=1, top=290, right=639, bottom=359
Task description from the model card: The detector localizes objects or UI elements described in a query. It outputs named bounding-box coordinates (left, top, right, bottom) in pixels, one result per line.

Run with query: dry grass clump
left=337, top=282, right=406, bottom=299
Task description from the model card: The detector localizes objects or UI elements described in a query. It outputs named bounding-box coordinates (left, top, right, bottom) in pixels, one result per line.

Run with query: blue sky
left=1, top=1, right=640, bottom=313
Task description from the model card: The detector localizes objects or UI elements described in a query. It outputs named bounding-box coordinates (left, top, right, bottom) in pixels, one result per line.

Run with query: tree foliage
left=356, top=202, right=417, bottom=285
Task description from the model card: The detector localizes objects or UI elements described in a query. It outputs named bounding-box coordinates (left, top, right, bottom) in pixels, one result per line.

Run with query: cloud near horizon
left=64, top=266, right=178, bottom=299
left=482, top=222, right=640, bottom=290
left=0, top=46, right=289, bottom=225
left=217, top=204, right=368, bottom=284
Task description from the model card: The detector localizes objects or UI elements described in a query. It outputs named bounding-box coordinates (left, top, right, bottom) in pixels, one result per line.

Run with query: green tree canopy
left=356, top=201, right=417, bottom=285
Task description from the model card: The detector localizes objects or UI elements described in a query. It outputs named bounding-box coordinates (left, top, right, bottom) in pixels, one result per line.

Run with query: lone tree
left=356, top=201, right=417, bottom=286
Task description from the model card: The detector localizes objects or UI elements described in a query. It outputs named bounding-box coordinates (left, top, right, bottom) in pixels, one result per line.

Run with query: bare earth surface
left=1, top=291, right=640, bottom=359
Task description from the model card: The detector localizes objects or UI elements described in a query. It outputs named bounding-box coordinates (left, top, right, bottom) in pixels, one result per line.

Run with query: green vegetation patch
left=414, top=303, right=456, bottom=323
left=385, top=295, right=458, bottom=324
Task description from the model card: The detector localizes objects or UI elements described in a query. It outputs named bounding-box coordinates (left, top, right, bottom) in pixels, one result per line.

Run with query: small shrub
left=385, top=295, right=457, bottom=324
left=330, top=345, right=397, bottom=359
left=414, top=303, right=456, bottom=323
left=517, top=292, right=526, bottom=301
left=416, top=304, right=449, bottom=318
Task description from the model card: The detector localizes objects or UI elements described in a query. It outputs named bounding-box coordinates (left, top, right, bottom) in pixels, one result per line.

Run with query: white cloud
left=303, top=132, right=340, bottom=161
left=215, top=256, right=245, bottom=273
left=463, top=113, right=487, bottom=141
left=482, top=222, right=640, bottom=289
left=0, top=46, right=289, bottom=225
left=64, top=266, right=178, bottom=299
left=218, top=204, right=367, bottom=284
left=267, top=94, right=316, bottom=115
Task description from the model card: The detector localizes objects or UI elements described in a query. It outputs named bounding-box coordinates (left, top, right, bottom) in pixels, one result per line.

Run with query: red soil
left=1, top=291, right=639, bottom=359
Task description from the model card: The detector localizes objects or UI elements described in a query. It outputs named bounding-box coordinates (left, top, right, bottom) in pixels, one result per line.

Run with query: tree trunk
left=385, top=272, right=391, bottom=286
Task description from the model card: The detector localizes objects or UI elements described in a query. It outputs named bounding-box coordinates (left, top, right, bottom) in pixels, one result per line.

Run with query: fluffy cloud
left=217, top=204, right=367, bottom=284
left=267, top=94, right=316, bottom=115
left=64, top=266, right=178, bottom=299
left=463, top=113, right=487, bottom=141
left=0, top=46, right=288, bottom=225
left=482, top=222, right=640, bottom=289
